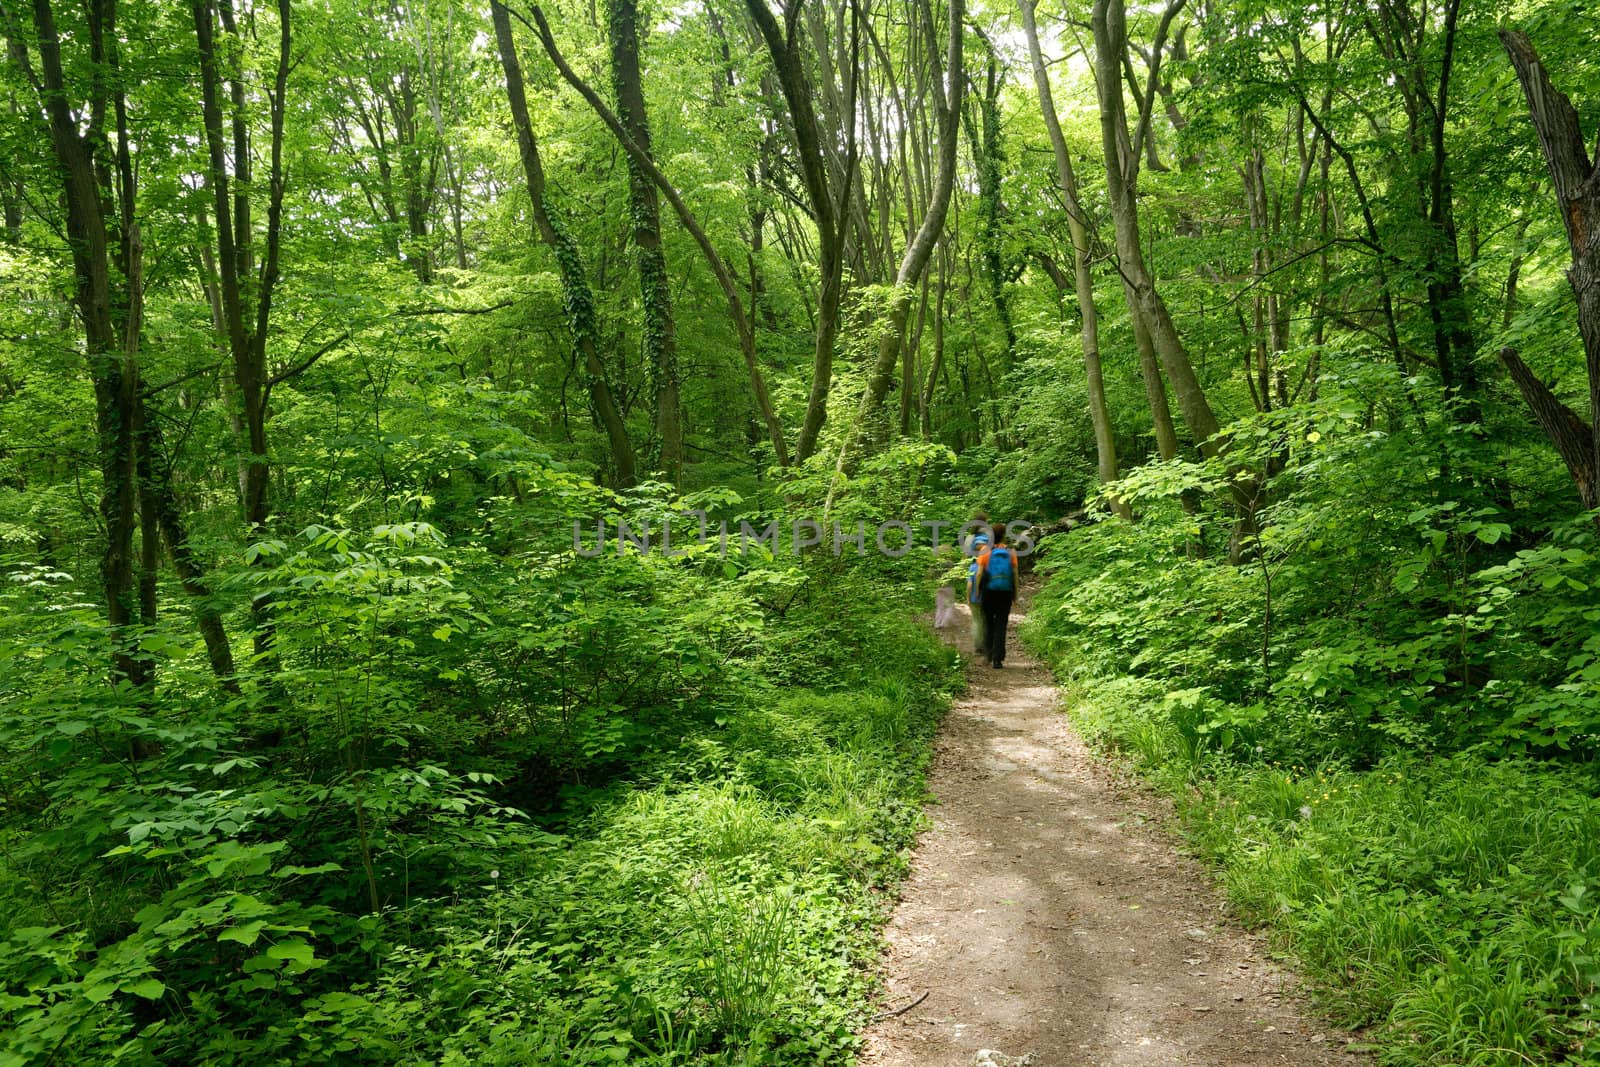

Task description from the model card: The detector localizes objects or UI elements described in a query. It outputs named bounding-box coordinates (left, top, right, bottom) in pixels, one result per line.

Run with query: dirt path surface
left=862, top=592, right=1364, bottom=1067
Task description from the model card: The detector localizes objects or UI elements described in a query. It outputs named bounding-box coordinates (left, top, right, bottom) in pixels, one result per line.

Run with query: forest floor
left=860, top=584, right=1367, bottom=1066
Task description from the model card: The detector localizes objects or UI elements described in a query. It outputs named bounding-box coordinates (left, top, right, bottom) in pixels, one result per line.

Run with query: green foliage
left=1025, top=370, right=1600, bottom=1062
left=7, top=0, right=1600, bottom=1061
left=0, top=470, right=958, bottom=1062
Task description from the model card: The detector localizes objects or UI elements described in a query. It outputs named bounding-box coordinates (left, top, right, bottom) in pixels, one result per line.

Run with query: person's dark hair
left=991, top=522, right=1007, bottom=544
left=973, top=510, right=989, bottom=523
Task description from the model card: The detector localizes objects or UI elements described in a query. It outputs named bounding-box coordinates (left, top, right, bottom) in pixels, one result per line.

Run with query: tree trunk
left=965, top=50, right=1015, bottom=365
left=835, top=0, right=962, bottom=470
left=30, top=0, right=144, bottom=687
left=1020, top=0, right=1128, bottom=517
left=1499, top=29, right=1600, bottom=517
left=1421, top=0, right=1480, bottom=425
left=607, top=0, right=683, bottom=482
left=192, top=0, right=295, bottom=656
left=902, top=269, right=929, bottom=435
left=921, top=238, right=948, bottom=438
left=490, top=0, right=637, bottom=488
left=744, top=0, right=853, bottom=463
left=139, top=397, right=240, bottom=691
left=1499, top=348, right=1595, bottom=511
left=1093, top=0, right=1221, bottom=457
left=526, top=4, right=787, bottom=468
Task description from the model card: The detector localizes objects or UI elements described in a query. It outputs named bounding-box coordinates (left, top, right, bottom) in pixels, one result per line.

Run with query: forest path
left=860, top=585, right=1364, bottom=1067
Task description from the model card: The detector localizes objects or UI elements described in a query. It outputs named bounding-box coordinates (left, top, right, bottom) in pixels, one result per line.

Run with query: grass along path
left=861, top=585, right=1366, bottom=1066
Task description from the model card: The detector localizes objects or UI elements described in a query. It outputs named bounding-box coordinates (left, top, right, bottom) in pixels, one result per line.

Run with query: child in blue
left=962, top=513, right=991, bottom=654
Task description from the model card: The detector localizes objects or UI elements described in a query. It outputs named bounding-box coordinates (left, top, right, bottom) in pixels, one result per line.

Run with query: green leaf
left=219, top=921, right=268, bottom=946
left=126, top=978, right=166, bottom=1000
left=267, top=939, right=317, bottom=967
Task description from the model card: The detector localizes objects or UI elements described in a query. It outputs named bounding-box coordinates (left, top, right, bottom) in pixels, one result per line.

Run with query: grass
left=1054, top=673, right=1600, bottom=1066
left=327, top=613, right=961, bottom=1065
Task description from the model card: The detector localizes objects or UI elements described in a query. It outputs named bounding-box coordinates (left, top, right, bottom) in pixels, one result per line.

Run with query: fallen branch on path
left=870, top=989, right=929, bottom=1022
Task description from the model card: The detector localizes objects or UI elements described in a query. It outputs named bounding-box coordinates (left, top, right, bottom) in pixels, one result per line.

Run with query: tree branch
left=266, top=330, right=347, bottom=394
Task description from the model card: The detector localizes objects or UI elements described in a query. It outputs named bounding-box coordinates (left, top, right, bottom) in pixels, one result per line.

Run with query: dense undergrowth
left=0, top=460, right=962, bottom=1065
left=1021, top=383, right=1600, bottom=1066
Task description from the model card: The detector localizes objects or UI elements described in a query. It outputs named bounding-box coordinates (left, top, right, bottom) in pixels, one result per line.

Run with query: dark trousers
left=982, top=589, right=1014, bottom=665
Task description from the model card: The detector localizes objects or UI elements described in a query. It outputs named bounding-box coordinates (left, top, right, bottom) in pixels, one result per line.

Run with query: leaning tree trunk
left=1095, top=0, right=1260, bottom=558
left=491, top=1, right=637, bottom=488
left=1092, top=0, right=1220, bottom=457
left=527, top=5, right=788, bottom=468
left=607, top=0, right=683, bottom=483
left=1499, top=29, right=1600, bottom=518
left=834, top=0, right=963, bottom=473
left=1499, top=348, right=1595, bottom=510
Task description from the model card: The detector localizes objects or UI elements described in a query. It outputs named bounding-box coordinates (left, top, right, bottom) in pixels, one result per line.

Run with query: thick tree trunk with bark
left=607, top=0, right=683, bottom=483
left=30, top=0, right=143, bottom=686
left=1500, top=29, right=1600, bottom=518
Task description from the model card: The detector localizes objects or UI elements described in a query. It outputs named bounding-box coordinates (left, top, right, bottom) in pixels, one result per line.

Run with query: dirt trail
left=862, top=589, right=1364, bottom=1067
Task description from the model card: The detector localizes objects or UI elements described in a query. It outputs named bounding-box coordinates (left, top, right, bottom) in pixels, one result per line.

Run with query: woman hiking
left=973, top=523, right=1019, bottom=668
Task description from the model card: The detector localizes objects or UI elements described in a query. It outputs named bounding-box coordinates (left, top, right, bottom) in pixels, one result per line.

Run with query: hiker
left=961, top=512, right=991, bottom=653
left=974, top=522, right=1018, bottom=669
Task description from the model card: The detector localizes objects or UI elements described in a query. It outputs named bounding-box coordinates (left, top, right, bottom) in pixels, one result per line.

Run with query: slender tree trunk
left=1, top=172, right=19, bottom=242
left=192, top=0, right=294, bottom=655
left=744, top=0, right=854, bottom=463
left=835, top=0, right=962, bottom=474
left=1020, top=0, right=1128, bottom=516
left=1095, top=0, right=1261, bottom=559
left=527, top=5, right=787, bottom=468
left=921, top=239, right=948, bottom=438
left=1093, top=0, right=1221, bottom=456
left=491, top=1, right=637, bottom=487
left=902, top=268, right=929, bottom=435
left=137, top=396, right=240, bottom=691
left=965, top=50, right=1015, bottom=365
left=1421, top=0, right=1481, bottom=425
left=30, top=0, right=143, bottom=687
left=1502, top=211, right=1534, bottom=331
left=1127, top=280, right=1180, bottom=460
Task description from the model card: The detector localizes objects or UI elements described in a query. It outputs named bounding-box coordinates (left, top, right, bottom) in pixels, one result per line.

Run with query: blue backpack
left=983, top=547, right=1016, bottom=592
